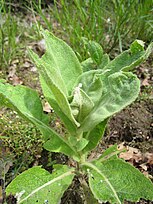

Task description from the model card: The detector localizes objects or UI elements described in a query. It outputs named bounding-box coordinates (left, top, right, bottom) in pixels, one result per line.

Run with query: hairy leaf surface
left=83, top=159, right=153, bottom=204
left=81, top=58, right=95, bottom=72
left=97, top=144, right=126, bottom=162
left=80, top=72, right=140, bottom=132
left=103, top=41, right=153, bottom=74
left=40, top=74, right=77, bottom=135
left=41, top=30, right=82, bottom=93
left=87, top=40, right=103, bottom=65
left=0, top=83, right=48, bottom=125
left=75, top=70, right=103, bottom=106
left=6, top=165, right=74, bottom=204
left=70, top=88, right=94, bottom=123
left=26, top=115, right=80, bottom=160
left=41, top=29, right=82, bottom=94
left=28, top=29, right=83, bottom=129
left=29, top=50, right=80, bottom=128
left=98, top=53, right=110, bottom=70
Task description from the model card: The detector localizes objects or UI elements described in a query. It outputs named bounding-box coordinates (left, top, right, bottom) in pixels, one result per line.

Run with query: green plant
left=0, top=30, right=153, bottom=204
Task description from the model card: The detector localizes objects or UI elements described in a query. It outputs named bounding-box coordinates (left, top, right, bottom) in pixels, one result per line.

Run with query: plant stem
left=80, top=153, right=86, bottom=163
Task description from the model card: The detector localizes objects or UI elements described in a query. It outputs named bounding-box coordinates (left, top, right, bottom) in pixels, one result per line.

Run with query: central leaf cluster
left=28, top=30, right=153, bottom=158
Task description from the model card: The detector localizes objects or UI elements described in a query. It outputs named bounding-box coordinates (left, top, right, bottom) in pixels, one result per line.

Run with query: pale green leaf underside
left=98, top=53, right=110, bottom=69
left=81, top=58, right=95, bottom=72
left=83, top=159, right=153, bottom=204
left=6, top=165, right=74, bottom=204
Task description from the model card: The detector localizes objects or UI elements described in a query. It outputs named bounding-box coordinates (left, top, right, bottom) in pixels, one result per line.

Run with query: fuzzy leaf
left=29, top=29, right=82, bottom=129
left=0, top=83, right=49, bottom=125
left=89, top=41, right=103, bottom=64
left=75, top=70, right=103, bottom=106
left=130, top=40, right=144, bottom=54
left=83, top=159, right=153, bottom=204
left=80, top=72, right=140, bottom=132
left=81, top=58, right=95, bottom=71
left=84, top=39, right=103, bottom=65
left=68, top=136, right=78, bottom=146
left=39, top=75, right=77, bottom=135
left=98, top=144, right=126, bottom=162
left=76, top=138, right=89, bottom=152
left=6, top=165, right=74, bottom=204
left=49, top=98, right=77, bottom=135
left=98, top=54, right=110, bottom=70
left=103, top=41, right=153, bottom=73
left=41, top=29, right=82, bottom=94
left=29, top=50, right=80, bottom=128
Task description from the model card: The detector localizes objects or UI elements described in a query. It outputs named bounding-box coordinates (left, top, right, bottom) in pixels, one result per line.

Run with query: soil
left=107, top=100, right=153, bottom=152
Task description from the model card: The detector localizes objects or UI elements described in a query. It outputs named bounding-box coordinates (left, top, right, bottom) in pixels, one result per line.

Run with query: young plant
left=0, top=30, right=153, bottom=204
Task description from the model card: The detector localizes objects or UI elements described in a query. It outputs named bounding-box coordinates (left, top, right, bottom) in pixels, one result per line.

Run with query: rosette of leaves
left=0, top=30, right=153, bottom=203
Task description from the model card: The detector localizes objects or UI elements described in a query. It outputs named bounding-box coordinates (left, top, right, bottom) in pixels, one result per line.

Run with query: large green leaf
left=29, top=50, right=80, bottom=128
left=0, top=82, right=49, bottom=125
left=80, top=72, right=140, bottom=132
left=6, top=165, right=74, bottom=204
left=45, top=96, right=77, bottom=135
left=28, top=29, right=83, bottom=130
left=41, top=30, right=82, bottom=94
left=83, top=159, right=153, bottom=204
left=39, top=74, right=78, bottom=135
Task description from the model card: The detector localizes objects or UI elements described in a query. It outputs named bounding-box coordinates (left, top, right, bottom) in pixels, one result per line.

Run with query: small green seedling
left=0, top=30, right=153, bottom=204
